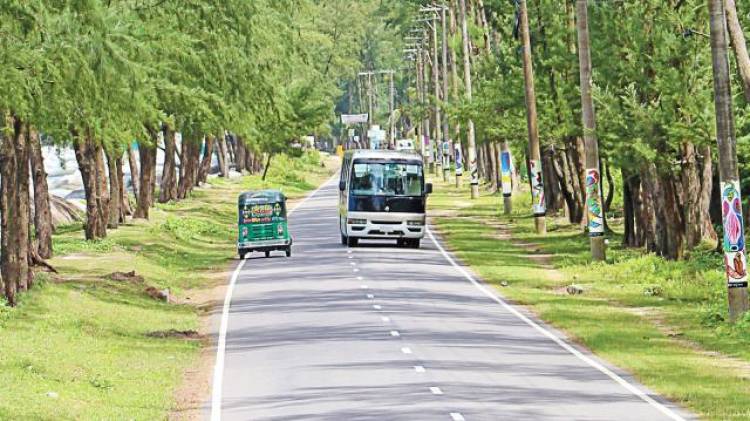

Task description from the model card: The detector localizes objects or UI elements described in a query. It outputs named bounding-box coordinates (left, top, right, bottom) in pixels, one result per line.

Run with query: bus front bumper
left=345, top=212, right=425, bottom=239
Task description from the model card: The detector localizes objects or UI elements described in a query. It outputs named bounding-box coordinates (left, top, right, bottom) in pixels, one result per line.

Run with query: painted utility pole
left=389, top=72, right=395, bottom=147
left=430, top=14, right=443, bottom=176
left=576, top=0, right=605, bottom=261
left=422, top=44, right=432, bottom=165
left=500, top=141, right=513, bottom=214
left=459, top=0, right=479, bottom=199
left=416, top=47, right=426, bottom=158
left=449, top=2, right=462, bottom=188
left=707, top=0, right=749, bottom=322
left=519, top=0, right=546, bottom=234
left=440, top=5, right=451, bottom=182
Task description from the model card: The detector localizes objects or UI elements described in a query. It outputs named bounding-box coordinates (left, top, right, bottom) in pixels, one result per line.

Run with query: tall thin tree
left=576, top=0, right=605, bottom=261
left=708, top=0, right=749, bottom=321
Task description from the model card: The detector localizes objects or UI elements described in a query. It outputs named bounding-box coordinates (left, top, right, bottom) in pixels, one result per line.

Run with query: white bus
left=338, top=150, right=432, bottom=248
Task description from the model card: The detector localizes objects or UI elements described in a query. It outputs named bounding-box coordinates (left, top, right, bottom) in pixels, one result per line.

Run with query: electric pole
left=449, top=3, right=462, bottom=188
left=519, top=0, right=546, bottom=233
left=431, top=14, right=443, bottom=176
left=708, top=0, right=749, bottom=321
left=441, top=5, right=451, bottom=183
left=459, top=0, right=479, bottom=199
left=500, top=141, right=513, bottom=214
left=576, top=0, right=605, bottom=261
left=389, top=72, right=395, bottom=147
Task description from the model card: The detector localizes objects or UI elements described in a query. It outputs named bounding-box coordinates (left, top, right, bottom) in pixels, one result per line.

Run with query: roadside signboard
left=341, top=114, right=369, bottom=125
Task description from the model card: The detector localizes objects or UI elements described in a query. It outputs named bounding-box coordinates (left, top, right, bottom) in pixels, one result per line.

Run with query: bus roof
left=343, top=149, right=423, bottom=161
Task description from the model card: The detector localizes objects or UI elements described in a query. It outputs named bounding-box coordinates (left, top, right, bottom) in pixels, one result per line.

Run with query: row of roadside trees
left=404, top=0, right=750, bottom=319
left=0, top=0, right=400, bottom=306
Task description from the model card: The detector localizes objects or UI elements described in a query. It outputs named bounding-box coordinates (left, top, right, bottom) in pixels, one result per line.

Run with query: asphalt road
left=215, top=178, right=692, bottom=421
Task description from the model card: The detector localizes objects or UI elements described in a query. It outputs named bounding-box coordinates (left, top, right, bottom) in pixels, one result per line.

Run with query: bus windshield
left=351, top=162, right=423, bottom=197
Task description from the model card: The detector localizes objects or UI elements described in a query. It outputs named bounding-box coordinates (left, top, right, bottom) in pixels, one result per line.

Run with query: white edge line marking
left=211, top=172, right=339, bottom=421
left=426, top=226, right=686, bottom=421
left=450, top=413, right=465, bottom=421
left=429, top=387, right=443, bottom=395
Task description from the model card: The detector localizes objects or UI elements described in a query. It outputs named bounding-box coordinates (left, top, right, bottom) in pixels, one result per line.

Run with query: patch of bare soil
left=147, top=329, right=201, bottom=339
left=626, top=307, right=750, bottom=380
left=482, top=220, right=564, bottom=281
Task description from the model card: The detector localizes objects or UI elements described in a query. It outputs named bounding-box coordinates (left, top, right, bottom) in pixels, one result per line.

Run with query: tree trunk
left=217, top=136, right=228, bottom=177
left=681, top=142, right=718, bottom=250
left=724, top=0, right=750, bottom=101
left=235, top=137, right=247, bottom=174
left=262, top=153, right=273, bottom=181
left=116, top=154, right=131, bottom=221
left=178, top=139, right=200, bottom=197
left=105, top=148, right=120, bottom=229
left=543, top=144, right=564, bottom=215
left=1, top=117, right=32, bottom=305
left=622, top=168, right=638, bottom=247
left=127, top=143, right=140, bottom=206
left=134, top=138, right=156, bottom=219
left=637, top=166, right=658, bottom=251
left=196, top=136, right=214, bottom=185
left=94, top=143, right=109, bottom=237
left=73, top=133, right=107, bottom=240
left=159, top=125, right=178, bottom=203
left=28, top=128, right=53, bottom=259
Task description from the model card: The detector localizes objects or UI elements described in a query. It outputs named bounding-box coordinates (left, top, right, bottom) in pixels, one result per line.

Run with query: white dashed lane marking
left=401, top=347, right=412, bottom=354
left=357, top=276, right=364, bottom=281
left=381, top=316, right=390, bottom=322
left=361, top=285, right=368, bottom=289
left=353, top=268, right=360, bottom=272
left=390, top=330, right=400, bottom=337
left=450, top=413, right=465, bottom=421
left=373, top=305, right=381, bottom=310
left=414, top=365, right=425, bottom=373
left=430, top=387, right=443, bottom=395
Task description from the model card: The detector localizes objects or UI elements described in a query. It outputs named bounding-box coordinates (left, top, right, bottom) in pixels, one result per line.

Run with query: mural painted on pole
left=454, top=145, right=463, bottom=176
left=529, top=160, right=545, bottom=216
left=470, top=158, right=478, bottom=184
left=721, top=180, right=748, bottom=287
left=500, top=151, right=513, bottom=197
left=585, top=168, right=605, bottom=237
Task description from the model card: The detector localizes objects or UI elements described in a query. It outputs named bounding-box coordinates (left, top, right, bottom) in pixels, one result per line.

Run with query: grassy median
left=0, top=152, right=336, bottom=420
left=428, top=176, right=750, bottom=421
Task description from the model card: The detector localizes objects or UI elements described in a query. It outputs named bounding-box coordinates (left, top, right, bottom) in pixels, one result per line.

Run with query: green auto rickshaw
left=237, top=190, right=292, bottom=258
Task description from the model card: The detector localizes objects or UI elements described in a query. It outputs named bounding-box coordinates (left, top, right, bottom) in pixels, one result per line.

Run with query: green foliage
left=157, top=216, right=224, bottom=241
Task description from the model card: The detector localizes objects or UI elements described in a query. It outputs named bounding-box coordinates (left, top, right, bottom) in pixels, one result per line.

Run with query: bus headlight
left=277, top=224, right=284, bottom=236
left=407, top=220, right=425, bottom=226
left=347, top=218, right=367, bottom=225
left=241, top=227, right=249, bottom=237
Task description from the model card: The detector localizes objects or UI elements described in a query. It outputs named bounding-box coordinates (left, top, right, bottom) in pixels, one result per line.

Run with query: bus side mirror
left=338, top=181, right=346, bottom=191
left=425, top=183, right=433, bottom=195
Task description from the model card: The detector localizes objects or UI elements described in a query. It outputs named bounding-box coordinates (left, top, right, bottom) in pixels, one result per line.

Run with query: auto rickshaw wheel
left=285, top=247, right=291, bottom=257
left=265, top=250, right=271, bottom=258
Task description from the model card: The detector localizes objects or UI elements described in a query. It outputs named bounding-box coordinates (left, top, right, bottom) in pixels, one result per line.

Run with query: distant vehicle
left=237, top=190, right=292, bottom=258
left=395, top=139, right=416, bottom=152
left=338, top=150, right=432, bottom=248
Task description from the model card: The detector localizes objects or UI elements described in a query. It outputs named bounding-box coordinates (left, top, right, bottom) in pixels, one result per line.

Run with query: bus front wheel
left=347, top=237, right=359, bottom=247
